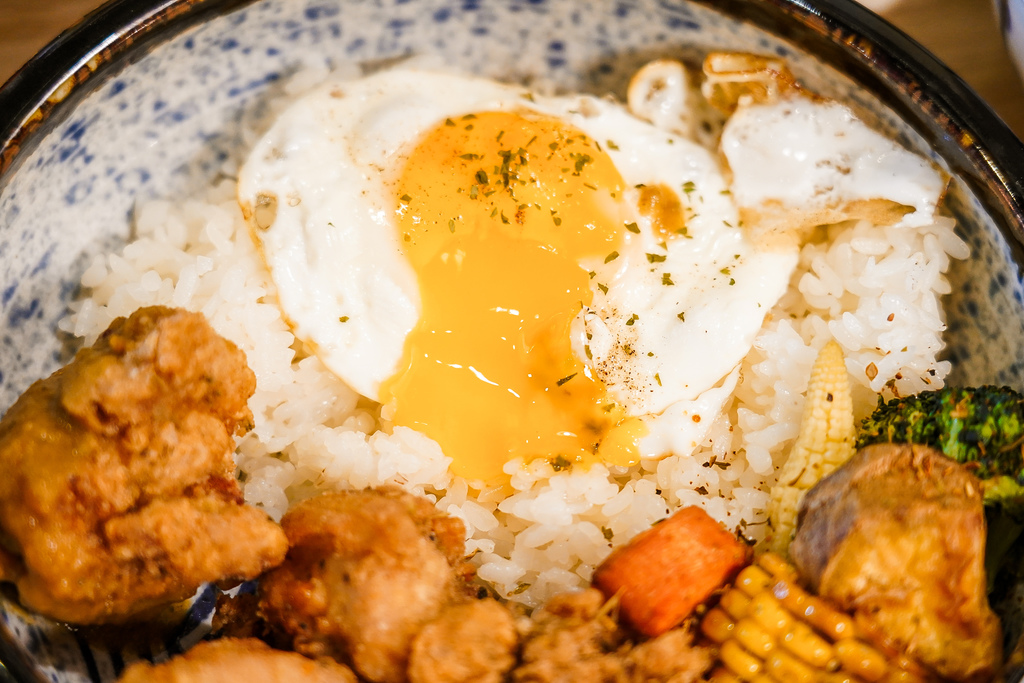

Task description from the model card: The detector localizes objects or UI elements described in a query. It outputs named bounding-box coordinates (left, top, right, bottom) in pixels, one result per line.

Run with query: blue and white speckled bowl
left=2, top=0, right=1024, bottom=681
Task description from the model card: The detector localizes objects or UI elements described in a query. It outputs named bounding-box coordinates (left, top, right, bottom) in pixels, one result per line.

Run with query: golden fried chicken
left=791, top=443, right=1002, bottom=683
left=117, top=637, right=357, bottom=683
left=211, top=590, right=266, bottom=641
left=407, top=598, right=519, bottom=683
left=258, top=488, right=470, bottom=683
left=514, top=589, right=624, bottom=682
left=513, top=587, right=714, bottom=683
left=0, top=306, right=287, bottom=624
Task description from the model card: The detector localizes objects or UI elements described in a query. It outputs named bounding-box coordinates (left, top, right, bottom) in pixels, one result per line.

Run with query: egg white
left=238, top=67, right=799, bottom=461
left=238, top=70, right=534, bottom=401
left=555, top=98, right=798, bottom=457
left=721, top=97, right=947, bottom=228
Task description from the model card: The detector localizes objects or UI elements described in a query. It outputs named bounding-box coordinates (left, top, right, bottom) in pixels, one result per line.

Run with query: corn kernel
left=781, top=622, right=838, bottom=670
left=774, top=579, right=854, bottom=641
left=764, top=648, right=816, bottom=683
left=735, top=617, right=775, bottom=657
left=735, top=565, right=773, bottom=597
left=721, top=640, right=763, bottom=679
left=887, top=655, right=932, bottom=683
left=758, top=552, right=799, bottom=581
left=884, top=669, right=930, bottom=683
left=701, top=606, right=736, bottom=644
left=748, top=592, right=794, bottom=637
left=821, top=673, right=866, bottom=683
left=834, top=639, right=888, bottom=682
left=720, top=588, right=752, bottom=621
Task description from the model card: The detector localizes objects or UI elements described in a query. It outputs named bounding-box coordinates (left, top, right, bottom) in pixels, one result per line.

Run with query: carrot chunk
left=592, top=506, right=750, bottom=637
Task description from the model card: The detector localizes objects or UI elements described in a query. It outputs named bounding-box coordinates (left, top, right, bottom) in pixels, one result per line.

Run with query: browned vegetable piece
left=258, top=487, right=470, bottom=683
left=117, top=637, right=357, bottom=683
left=0, top=305, right=287, bottom=624
left=592, top=506, right=750, bottom=637
left=791, top=443, right=1002, bottom=683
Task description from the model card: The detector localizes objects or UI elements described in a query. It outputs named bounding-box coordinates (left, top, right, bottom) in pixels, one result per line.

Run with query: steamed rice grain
left=60, top=90, right=968, bottom=610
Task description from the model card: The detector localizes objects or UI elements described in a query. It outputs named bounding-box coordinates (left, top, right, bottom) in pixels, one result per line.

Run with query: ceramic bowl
left=2, top=0, right=1024, bottom=681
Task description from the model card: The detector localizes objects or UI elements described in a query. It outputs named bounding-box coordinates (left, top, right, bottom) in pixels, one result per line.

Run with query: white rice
left=60, top=83, right=968, bottom=609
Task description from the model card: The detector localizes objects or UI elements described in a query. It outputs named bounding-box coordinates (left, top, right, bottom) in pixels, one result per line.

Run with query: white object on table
left=995, top=0, right=1024, bottom=84
left=855, top=0, right=903, bottom=12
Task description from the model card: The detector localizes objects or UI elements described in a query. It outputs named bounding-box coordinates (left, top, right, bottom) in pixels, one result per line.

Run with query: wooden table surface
left=1, top=0, right=1023, bottom=139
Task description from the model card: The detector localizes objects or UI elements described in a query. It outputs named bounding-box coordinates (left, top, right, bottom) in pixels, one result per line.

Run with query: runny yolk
left=380, top=110, right=646, bottom=482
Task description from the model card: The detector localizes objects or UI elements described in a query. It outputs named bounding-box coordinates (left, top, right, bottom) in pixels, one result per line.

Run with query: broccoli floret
left=857, top=385, right=1024, bottom=487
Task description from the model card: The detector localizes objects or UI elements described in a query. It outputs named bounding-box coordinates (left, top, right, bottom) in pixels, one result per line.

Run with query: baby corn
left=767, top=340, right=855, bottom=555
left=701, top=553, right=930, bottom=683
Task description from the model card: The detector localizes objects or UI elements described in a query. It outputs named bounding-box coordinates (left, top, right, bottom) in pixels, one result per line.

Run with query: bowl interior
left=2, top=0, right=1024, bottom=680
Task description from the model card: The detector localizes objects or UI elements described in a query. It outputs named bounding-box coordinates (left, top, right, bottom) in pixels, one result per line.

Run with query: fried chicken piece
left=371, top=485, right=473, bottom=573
left=0, top=306, right=287, bottom=624
left=117, top=637, right=357, bottom=683
left=791, top=444, right=1002, bottom=683
left=407, top=598, right=519, bottom=683
left=211, top=590, right=265, bottom=641
left=514, top=589, right=626, bottom=683
left=513, top=588, right=713, bottom=683
left=625, top=628, right=715, bottom=683
left=259, top=488, right=468, bottom=683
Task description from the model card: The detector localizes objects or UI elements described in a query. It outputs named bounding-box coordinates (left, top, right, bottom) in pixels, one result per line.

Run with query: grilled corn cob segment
left=767, top=340, right=855, bottom=555
left=701, top=553, right=932, bottom=683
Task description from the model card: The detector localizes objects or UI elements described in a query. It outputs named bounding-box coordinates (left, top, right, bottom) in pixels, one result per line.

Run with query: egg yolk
left=380, top=111, right=646, bottom=482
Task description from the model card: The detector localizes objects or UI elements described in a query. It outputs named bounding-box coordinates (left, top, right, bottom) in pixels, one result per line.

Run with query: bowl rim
left=705, top=0, right=1024, bottom=256
left=1, top=0, right=1024, bottom=681
left=1, top=0, right=1023, bottom=249
left=0, top=0, right=254, bottom=180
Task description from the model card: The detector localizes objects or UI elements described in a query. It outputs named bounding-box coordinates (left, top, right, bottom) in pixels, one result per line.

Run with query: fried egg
left=238, top=67, right=798, bottom=482
left=721, top=96, right=948, bottom=236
